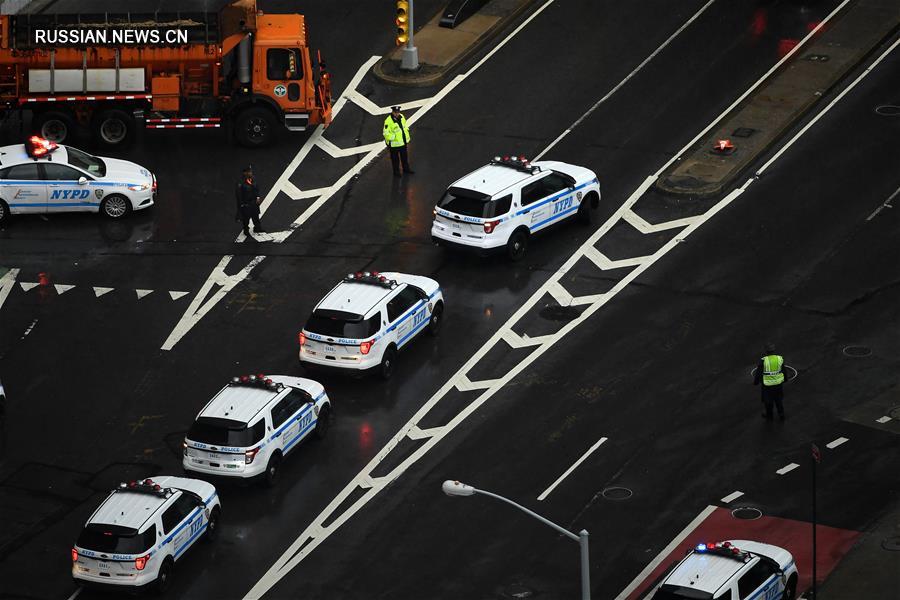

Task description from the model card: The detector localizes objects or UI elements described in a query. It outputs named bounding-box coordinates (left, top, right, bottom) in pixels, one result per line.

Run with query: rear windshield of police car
left=438, top=188, right=512, bottom=219
left=306, top=310, right=380, bottom=339
left=188, top=417, right=265, bottom=447
left=77, top=524, right=156, bottom=555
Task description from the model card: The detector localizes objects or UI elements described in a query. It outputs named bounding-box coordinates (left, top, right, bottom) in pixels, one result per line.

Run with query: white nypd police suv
left=183, top=374, right=331, bottom=486
left=72, top=476, right=220, bottom=593
left=649, top=539, right=799, bottom=600
left=299, top=271, right=444, bottom=379
left=0, top=136, right=155, bottom=224
left=431, top=155, right=601, bottom=260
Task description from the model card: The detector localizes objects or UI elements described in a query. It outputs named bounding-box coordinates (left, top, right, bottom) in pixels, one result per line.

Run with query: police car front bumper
left=129, top=191, right=154, bottom=212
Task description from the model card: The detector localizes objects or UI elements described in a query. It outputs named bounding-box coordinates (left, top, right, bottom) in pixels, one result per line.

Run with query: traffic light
left=396, top=1, right=410, bottom=46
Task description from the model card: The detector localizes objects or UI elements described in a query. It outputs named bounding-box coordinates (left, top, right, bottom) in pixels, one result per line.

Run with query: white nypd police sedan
left=0, top=136, right=155, bottom=224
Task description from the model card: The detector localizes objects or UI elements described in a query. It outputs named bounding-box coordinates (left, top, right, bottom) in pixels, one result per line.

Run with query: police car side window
left=387, top=287, right=421, bottom=322
left=491, top=194, right=512, bottom=216
left=543, top=173, right=572, bottom=195
left=4, top=163, right=41, bottom=180
left=271, top=398, right=292, bottom=429
left=521, top=179, right=546, bottom=206
left=286, top=389, right=311, bottom=412
left=43, top=163, right=85, bottom=180
left=161, top=502, right=184, bottom=534
left=737, top=561, right=776, bottom=598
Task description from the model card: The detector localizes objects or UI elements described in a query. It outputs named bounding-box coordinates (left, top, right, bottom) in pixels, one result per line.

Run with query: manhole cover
left=539, top=305, right=581, bottom=322
left=732, top=127, right=756, bottom=138
left=731, top=507, right=763, bottom=520
left=882, top=536, right=900, bottom=551
left=602, top=486, right=633, bottom=500
left=842, top=345, right=872, bottom=357
left=875, top=104, right=900, bottom=117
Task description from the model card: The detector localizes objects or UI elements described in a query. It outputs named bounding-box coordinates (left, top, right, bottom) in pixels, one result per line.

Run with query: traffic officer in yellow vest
left=753, top=343, right=786, bottom=420
left=384, top=106, right=414, bottom=177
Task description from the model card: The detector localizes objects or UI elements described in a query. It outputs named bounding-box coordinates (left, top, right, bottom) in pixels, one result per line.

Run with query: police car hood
left=97, top=156, right=153, bottom=184
left=728, top=540, right=793, bottom=568
left=533, top=160, right=597, bottom=184
left=154, top=476, right=216, bottom=501
left=380, top=272, right=440, bottom=295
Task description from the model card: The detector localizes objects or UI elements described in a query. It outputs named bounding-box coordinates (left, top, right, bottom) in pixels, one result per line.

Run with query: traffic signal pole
left=397, top=0, right=419, bottom=70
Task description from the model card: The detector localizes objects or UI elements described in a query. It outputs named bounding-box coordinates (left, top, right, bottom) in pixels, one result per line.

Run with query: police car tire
left=314, top=406, right=331, bottom=440
left=264, top=453, right=282, bottom=487
left=154, top=558, right=174, bottom=594
left=784, top=575, right=797, bottom=600
left=34, top=110, right=75, bottom=144
left=203, top=507, right=220, bottom=543
left=93, top=109, right=135, bottom=147
left=235, top=107, right=276, bottom=148
left=577, top=191, right=599, bottom=225
left=379, top=346, right=398, bottom=380
left=427, top=302, right=443, bottom=336
left=100, top=194, right=132, bottom=219
left=0, top=199, right=9, bottom=225
left=506, top=230, right=528, bottom=261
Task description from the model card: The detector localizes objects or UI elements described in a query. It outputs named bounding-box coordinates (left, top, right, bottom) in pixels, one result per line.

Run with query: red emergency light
left=712, top=139, right=735, bottom=154
left=26, top=135, right=59, bottom=158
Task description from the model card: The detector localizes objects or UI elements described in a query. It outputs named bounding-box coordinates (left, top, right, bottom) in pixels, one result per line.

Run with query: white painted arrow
left=19, top=281, right=38, bottom=292
left=55, top=284, right=75, bottom=295
left=169, top=291, right=189, bottom=301
left=135, top=289, right=153, bottom=299
left=93, top=286, right=114, bottom=297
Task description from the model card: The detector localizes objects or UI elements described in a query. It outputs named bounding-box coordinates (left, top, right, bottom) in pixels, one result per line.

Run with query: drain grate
left=539, top=305, right=581, bottom=322
left=602, top=486, right=633, bottom=500
left=874, top=104, right=900, bottom=117
left=731, top=507, right=763, bottom=520
left=842, top=345, right=872, bottom=357
left=732, top=127, right=757, bottom=138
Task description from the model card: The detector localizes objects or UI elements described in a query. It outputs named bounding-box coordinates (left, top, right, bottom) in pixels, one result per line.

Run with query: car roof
left=450, top=164, right=540, bottom=197
left=664, top=549, right=752, bottom=593
left=89, top=483, right=176, bottom=530
left=315, top=279, right=398, bottom=318
left=0, top=143, right=69, bottom=166
left=198, top=381, right=287, bottom=424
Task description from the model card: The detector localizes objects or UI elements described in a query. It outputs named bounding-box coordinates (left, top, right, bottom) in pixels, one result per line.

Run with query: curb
left=373, top=0, right=543, bottom=87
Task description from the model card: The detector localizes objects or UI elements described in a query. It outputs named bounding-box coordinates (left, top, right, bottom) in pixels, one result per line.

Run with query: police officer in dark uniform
left=753, top=342, right=786, bottom=421
left=235, top=166, right=265, bottom=237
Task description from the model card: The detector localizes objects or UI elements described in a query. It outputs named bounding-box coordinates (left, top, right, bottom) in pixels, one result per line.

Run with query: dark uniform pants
left=761, top=384, right=784, bottom=419
left=389, top=145, right=411, bottom=175
left=239, top=204, right=261, bottom=234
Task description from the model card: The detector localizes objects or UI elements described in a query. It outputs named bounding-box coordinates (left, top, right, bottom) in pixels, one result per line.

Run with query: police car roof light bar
left=694, top=540, right=752, bottom=563
left=27, top=135, right=59, bottom=158
left=344, top=272, right=399, bottom=289
left=230, top=374, right=284, bottom=391
left=490, top=154, right=540, bottom=175
left=117, top=479, right=172, bottom=498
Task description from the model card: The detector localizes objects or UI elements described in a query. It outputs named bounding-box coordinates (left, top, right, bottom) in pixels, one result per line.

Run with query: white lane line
left=19, top=281, right=38, bottom=292
left=135, top=289, right=153, bottom=299
left=866, top=184, right=899, bottom=221
left=535, top=0, right=718, bottom=160
left=537, top=437, right=607, bottom=501
left=65, top=587, right=82, bottom=600
left=776, top=463, right=800, bottom=475
left=720, top=491, right=744, bottom=504
left=614, top=505, right=718, bottom=600
left=54, top=284, right=75, bottom=295
left=0, top=268, right=19, bottom=311
left=93, top=286, right=114, bottom=297
left=876, top=416, right=891, bottom=424
left=826, top=436, right=849, bottom=449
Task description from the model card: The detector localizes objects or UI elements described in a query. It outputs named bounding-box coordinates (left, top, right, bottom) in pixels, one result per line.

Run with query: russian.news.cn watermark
left=32, top=28, right=189, bottom=46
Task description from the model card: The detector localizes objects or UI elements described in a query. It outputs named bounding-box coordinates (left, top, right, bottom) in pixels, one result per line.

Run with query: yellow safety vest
left=383, top=114, right=411, bottom=147
left=762, top=355, right=785, bottom=386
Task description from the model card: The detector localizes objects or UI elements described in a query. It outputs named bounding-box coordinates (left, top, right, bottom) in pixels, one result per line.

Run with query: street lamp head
left=442, top=480, right=475, bottom=497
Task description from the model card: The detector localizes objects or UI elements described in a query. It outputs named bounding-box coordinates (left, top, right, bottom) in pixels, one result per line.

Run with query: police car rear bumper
left=300, top=351, right=381, bottom=374
left=183, top=457, right=264, bottom=480
left=73, top=568, right=155, bottom=589
left=430, top=229, right=505, bottom=255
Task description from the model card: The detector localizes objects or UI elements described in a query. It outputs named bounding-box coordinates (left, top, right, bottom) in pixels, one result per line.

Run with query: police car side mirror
left=77, top=176, right=88, bottom=185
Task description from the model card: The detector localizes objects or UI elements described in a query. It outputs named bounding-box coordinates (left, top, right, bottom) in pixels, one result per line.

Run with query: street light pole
left=400, top=0, right=419, bottom=71
left=442, top=480, right=591, bottom=600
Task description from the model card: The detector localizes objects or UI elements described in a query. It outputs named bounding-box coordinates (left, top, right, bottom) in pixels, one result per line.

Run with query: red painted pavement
left=626, top=507, right=860, bottom=599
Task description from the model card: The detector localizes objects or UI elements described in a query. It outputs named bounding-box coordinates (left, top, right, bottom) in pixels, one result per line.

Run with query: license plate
left=325, top=345, right=337, bottom=354
left=98, top=562, right=111, bottom=570
left=451, top=222, right=461, bottom=229
left=208, top=452, right=220, bottom=460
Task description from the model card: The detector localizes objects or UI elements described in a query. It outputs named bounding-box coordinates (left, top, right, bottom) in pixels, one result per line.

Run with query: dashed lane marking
left=537, top=437, right=607, bottom=501
left=720, top=491, right=744, bottom=504
left=19, top=281, right=38, bottom=292
left=776, top=463, right=800, bottom=475
left=826, top=436, right=849, bottom=449
left=169, top=291, right=189, bottom=300
left=244, top=3, right=890, bottom=598
left=65, top=587, right=81, bottom=600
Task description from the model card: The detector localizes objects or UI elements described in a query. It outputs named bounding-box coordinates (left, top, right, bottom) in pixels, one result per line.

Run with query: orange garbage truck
left=0, top=0, right=332, bottom=147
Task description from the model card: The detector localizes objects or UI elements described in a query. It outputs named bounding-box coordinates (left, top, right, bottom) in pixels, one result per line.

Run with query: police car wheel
left=154, top=558, right=173, bottom=594
left=506, top=230, right=528, bottom=261
left=427, top=302, right=443, bottom=336
left=203, top=508, right=220, bottom=543
left=577, top=192, right=599, bottom=225
left=264, top=453, right=282, bottom=487
left=784, top=575, right=797, bottom=600
left=100, top=195, right=131, bottom=219
left=0, top=199, right=9, bottom=225
left=379, top=346, right=397, bottom=380
left=314, top=407, right=331, bottom=440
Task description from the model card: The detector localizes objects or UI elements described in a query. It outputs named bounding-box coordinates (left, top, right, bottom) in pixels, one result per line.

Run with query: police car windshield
left=438, top=188, right=511, bottom=219
left=306, top=310, right=380, bottom=339
left=65, top=146, right=106, bottom=177
left=188, top=417, right=265, bottom=447
left=77, top=524, right=156, bottom=554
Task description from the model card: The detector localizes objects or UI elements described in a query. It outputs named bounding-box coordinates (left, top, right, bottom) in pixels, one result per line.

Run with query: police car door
left=387, top=285, right=427, bottom=348
left=162, top=492, right=206, bottom=560
left=0, top=163, right=47, bottom=214
left=737, top=559, right=782, bottom=600
left=43, top=163, right=94, bottom=212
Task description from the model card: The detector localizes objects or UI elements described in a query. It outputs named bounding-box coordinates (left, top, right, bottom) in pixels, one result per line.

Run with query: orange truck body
left=0, top=0, right=332, bottom=147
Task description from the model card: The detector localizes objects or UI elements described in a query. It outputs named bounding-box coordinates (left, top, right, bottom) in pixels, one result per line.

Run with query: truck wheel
left=235, top=107, right=276, bottom=147
left=93, top=109, right=134, bottom=147
left=34, top=110, right=75, bottom=144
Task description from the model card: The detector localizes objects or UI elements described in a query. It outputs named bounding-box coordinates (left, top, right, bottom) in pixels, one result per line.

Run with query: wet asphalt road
left=1, top=1, right=898, bottom=599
